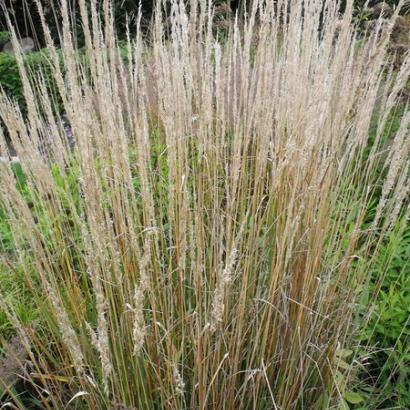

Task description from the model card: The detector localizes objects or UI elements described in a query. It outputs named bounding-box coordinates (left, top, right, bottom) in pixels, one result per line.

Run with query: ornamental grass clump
left=0, top=0, right=409, bottom=408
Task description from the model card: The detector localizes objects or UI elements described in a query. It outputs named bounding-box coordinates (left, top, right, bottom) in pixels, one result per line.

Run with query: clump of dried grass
left=0, top=0, right=409, bottom=408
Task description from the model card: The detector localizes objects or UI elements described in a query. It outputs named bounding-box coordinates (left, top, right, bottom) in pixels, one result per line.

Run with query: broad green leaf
left=336, top=349, right=353, bottom=358
left=335, top=356, right=351, bottom=370
left=344, top=391, right=364, bottom=404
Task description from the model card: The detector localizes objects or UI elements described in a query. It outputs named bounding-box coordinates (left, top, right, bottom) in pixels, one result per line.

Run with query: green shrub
left=0, top=49, right=61, bottom=117
left=0, top=31, right=10, bottom=42
left=0, top=42, right=130, bottom=120
left=339, top=104, right=410, bottom=409
left=355, top=217, right=410, bottom=408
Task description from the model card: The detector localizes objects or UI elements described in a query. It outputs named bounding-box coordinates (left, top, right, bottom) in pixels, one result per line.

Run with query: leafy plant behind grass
left=0, top=32, right=10, bottom=42
left=0, top=1, right=409, bottom=409
left=354, top=214, right=410, bottom=408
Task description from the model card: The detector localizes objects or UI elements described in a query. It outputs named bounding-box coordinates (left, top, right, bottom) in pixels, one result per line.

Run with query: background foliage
left=0, top=0, right=155, bottom=47
left=0, top=50, right=59, bottom=115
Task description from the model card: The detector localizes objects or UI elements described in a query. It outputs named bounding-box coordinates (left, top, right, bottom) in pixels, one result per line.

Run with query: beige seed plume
left=210, top=247, right=238, bottom=332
